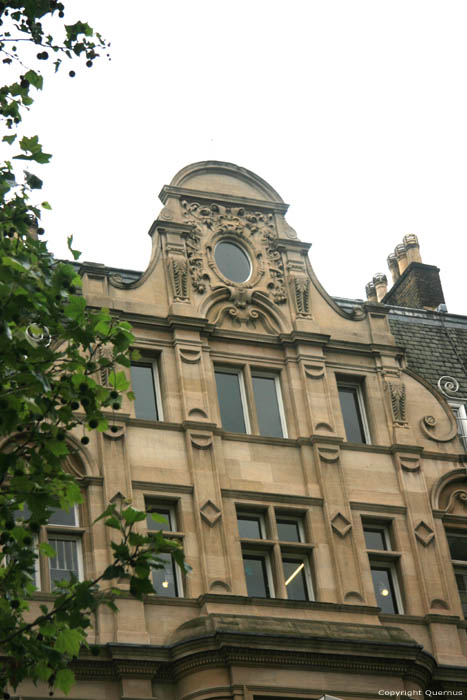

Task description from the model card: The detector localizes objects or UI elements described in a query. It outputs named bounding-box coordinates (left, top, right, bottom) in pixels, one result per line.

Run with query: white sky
left=18, top=0, right=467, bottom=313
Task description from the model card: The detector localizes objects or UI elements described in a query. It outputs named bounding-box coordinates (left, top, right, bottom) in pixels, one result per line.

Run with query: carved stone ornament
left=200, top=500, right=222, bottom=527
left=331, top=512, right=352, bottom=538
left=414, top=520, right=435, bottom=547
left=385, top=380, right=407, bottom=425
left=168, top=253, right=189, bottom=302
left=181, top=200, right=287, bottom=305
left=97, top=344, right=113, bottom=387
left=292, top=275, right=311, bottom=317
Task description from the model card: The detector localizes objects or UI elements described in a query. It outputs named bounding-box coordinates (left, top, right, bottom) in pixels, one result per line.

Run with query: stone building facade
left=21, top=163, right=467, bottom=698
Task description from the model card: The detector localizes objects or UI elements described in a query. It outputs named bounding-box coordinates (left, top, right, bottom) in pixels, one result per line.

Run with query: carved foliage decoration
left=385, top=380, right=407, bottom=426
left=168, top=254, right=189, bottom=302
left=181, top=200, right=287, bottom=306
left=292, top=276, right=311, bottom=317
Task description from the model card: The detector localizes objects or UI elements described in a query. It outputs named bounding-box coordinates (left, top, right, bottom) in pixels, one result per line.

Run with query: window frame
left=45, top=505, right=84, bottom=590
left=236, top=510, right=267, bottom=540
left=448, top=401, right=467, bottom=452
left=144, top=498, right=184, bottom=598
left=281, top=553, right=314, bottom=602
left=130, top=358, right=164, bottom=422
left=241, top=549, right=275, bottom=598
left=250, top=370, right=288, bottom=438
left=362, top=521, right=403, bottom=614
left=214, top=366, right=251, bottom=434
left=337, top=379, right=371, bottom=444
left=276, top=514, right=305, bottom=543
left=446, top=531, right=467, bottom=618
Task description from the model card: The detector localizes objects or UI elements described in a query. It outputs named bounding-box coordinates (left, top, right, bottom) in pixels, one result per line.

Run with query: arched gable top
left=163, top=161, right=287, bottom=209
left=431, top=468, right=467, bottom=515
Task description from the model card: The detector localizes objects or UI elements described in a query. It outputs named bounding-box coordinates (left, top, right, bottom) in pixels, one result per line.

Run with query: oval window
left=214, top=241, right=251, bottom=283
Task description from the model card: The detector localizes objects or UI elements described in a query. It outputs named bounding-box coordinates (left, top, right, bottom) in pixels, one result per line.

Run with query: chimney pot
left=387, top=253, right=400, bottom=284
left=395, top=243, right=409, bottom=275
left=365, top=281, right=377, bottom=303
left=403, top=233, right=422, bottom=264
left=372, top=273, right=388, bottom=302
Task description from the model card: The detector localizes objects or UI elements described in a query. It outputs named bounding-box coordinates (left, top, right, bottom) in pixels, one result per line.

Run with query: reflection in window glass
left=131, top=363, right=159, bottom=421
left=243, top=555, right=270, bottom=597
left=364, top=528, right=387, bottom=551
left=215, top=370, right=246, bottom=433
left=252, top=375, right=284, bottom=437
left=371, top=567, right=398, bottom=613
left=146, top=507, right=172, bottom=532
left=48, top=507, right=77, bottom=527
left=237, top=515, right=263, bottom=539
left=447, top=534, right=467, bottom=561
left=152, top=552, right=178, bottom=597
left=283, top=558, right=309, bottom=601
left=455, top=571, right=467, bottom=617
left=215, top=241, right=251, bottom=283
left=49, top=538, right=79, bottom=587
left=277, top=519, right=301, bottom=542
left=338, top=385, right=367, bottom=443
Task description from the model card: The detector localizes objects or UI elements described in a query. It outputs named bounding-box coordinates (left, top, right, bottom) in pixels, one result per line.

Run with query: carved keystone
left=331, top=512, right=352, bottom=538
left=414, top=520, right=435, bottom=547
left=200, top=500, right=222, bottom=527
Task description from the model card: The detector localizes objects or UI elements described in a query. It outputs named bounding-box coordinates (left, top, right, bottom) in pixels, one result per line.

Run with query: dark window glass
left=215, top=370, right=246, bottom=433
left=447, top=534, right=467, bottom=561
left=243, top=555, right=270, bottom=597
left=49, top=538, right=79, bottom=587
left=237, top=515, right=263, bottom=539
left=455, top=570, right=467, bottom=617
left=364, top=528, right=387, bottom=551
left=215, top=241, right=251, bottom=283
left=338, top=385, right=367, bottom=443
left=146, top=506, right=172, bottom=532
left=252, top=375, right=284, bottom=437
left=371, top=566, right=398, bottom=613
left=131, top=363, right=159, bottom=421
left=283, top=558, right=309, bottom=601
left=277, top=519, right=301, bottom=542
left=48, top=507, right=77, bottom=527
left=152, top=552, right=178, bottom=597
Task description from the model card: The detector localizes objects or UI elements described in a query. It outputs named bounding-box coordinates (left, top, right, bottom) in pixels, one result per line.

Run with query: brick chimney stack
left=365, top=234, right=446, bottom=311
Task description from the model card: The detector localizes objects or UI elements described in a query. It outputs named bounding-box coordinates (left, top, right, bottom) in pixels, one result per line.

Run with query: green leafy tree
left=0, top=3, right=186, bottom=696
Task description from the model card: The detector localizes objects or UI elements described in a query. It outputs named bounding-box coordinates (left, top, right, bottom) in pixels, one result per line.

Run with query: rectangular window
left=449, top=402, right=467, bottom=452
left=145, top=500, right=183, bottom=597
left=447, top=532, right=467, bottom=617
left=282, top=557, right=311, bottom=601
left=363, top=522, right=403, bottom=614
left=337, top=382, right=370, bottom=443
left=130, top=361, right=163, bottom=421
left=251, top=373, right=286, bottom=438
left=46, top=506, right=83, bottom=589
left=237, top=514, right=265, bottom=539
left=276, top=517, right=303, bottom=543
left=215, top=368, right=248, bottom=433
left=242, top=553, right=272, bottom=597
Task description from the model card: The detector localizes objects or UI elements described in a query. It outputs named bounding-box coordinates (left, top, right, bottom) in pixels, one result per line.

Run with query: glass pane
left=455, top=570, right=467, bottom=617
left=371, top=567, right=398, bottom=613
left=447, top=534, right=467, bottom=561
left=215, top=371, right=246, bottom=433
left=243, top=555, right=270, bottom=597
left=237, top=515, right=263, bottom=539
left=48, top=507, right=77, bottom=527
left=215, top=241, right=251, bottom=283
left=49, top=537, right=79, bottom=587
left=283, top=558, right=309, bottom=601
left=131, top=363, right=159, bottom=421
left=252, top=375, right=284, bottom=438
left=146, top=506, right=172, bottom=532
left=364, top=528, right=387, bottom=551
left=152, top=553, right=178, bottom=597
left=338, top=386, right=367, bottom=443
left=277, top=519, right=301, bottom=542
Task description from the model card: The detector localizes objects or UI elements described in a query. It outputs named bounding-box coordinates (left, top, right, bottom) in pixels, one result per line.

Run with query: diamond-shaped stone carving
left=414, top=520, right=435, bottom=547
left=200, top=499, right=222, bottom=528
left=331, top=512, right=352, bottom=538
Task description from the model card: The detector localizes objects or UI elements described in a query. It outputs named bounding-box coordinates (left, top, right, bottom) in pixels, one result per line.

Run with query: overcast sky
left=19, top=1, right=467, bottom=313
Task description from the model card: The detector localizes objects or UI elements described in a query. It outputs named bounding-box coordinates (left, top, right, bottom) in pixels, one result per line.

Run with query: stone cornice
left=221, top=488, right=323, bottom=507
left=159, top=185, right=290, bottom=215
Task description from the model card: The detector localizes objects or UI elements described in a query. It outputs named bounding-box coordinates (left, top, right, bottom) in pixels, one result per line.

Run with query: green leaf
left=55, top=628, right=84, bottom=657
left=107, top=370, right=129, bottom=392
left=41, top=201, right=52, bottom=210
left=55, top=669, right=75, bottom=695
left=39, top=542, right=56, bottom=558
left=64, top=295, right=86, bottom=320
left=24, top=70, right=44, bottom=90
left=122, top=507, right=146, bottom=525
left=149, top=512, right=168, bottom=526
left=2, top=134, right=17, bottom=144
